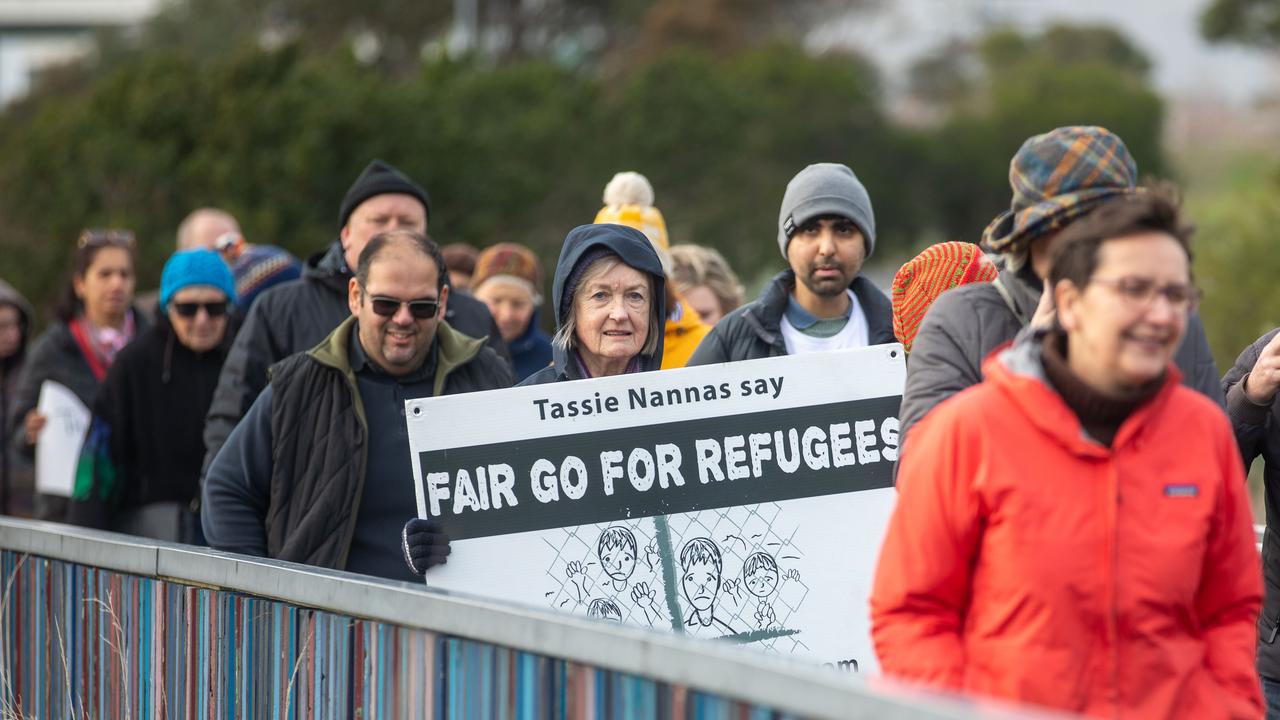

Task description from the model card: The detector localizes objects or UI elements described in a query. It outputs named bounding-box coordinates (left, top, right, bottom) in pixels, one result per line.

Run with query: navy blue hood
left=546, top=223, right=667, bottom=379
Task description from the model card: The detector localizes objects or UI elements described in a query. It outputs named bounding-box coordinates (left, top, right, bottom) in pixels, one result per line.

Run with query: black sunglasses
left=360, top=282, right=440, bottom=319
left=368, top=296, right=440, bottom=320
left=172, top=301, right=229, bottom=318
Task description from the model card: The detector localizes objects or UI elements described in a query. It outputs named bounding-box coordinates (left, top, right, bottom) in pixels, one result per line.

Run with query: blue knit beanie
left=160, top=249, right=237, bottom=309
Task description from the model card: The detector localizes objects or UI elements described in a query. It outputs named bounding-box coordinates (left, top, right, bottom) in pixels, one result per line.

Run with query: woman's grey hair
left=552, top=254, right=662, bottom=358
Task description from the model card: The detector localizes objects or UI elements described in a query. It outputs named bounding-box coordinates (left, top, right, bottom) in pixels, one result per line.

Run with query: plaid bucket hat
left=981, top=126, right=1138, bottom=254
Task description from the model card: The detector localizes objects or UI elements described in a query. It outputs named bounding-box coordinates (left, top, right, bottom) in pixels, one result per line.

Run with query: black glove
left=401, top=518, right=452, bottom=575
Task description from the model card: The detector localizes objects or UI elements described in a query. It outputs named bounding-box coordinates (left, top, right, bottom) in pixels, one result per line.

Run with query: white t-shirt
left=779, top=289, right=869, bottom=355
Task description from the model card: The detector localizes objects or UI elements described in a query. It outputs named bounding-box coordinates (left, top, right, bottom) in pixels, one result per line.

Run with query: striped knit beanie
left=982, top=126, right=1138, bottom=255
left=892, top=242, right=997, bottom=353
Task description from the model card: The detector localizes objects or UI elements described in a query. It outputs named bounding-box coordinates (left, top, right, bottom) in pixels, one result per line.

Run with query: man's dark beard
left=799, top=264, right=851, bottom=298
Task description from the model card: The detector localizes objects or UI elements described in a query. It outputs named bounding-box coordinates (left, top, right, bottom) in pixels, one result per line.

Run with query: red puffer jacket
left=871, top=338, right=1262, bottom=719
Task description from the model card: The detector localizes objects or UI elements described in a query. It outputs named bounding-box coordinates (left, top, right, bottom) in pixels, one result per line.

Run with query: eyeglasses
left=360, top=284, right=439, bottom=319
left=172, top=301, right=229, bottom=318
left=78, top=229, right=136, bottom=249
left=1089, top=276, right=1201, bottom=311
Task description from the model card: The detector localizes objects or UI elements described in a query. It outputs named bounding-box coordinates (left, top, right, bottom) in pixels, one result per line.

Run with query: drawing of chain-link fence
left=541, top=518, right=667, bottom=627
left=663, top=503, right=810, bottom=653
left=541, top=504, right=809, bottom=653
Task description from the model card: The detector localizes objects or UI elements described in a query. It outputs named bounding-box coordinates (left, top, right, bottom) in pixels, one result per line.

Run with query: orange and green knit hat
left=892, top=241, right=998, bottom=353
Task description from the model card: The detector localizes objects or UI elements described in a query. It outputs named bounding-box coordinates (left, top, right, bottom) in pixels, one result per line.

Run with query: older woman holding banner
left=401, top=223, right=666, bottom=576
left=870, top=188, right=1262, bottom=718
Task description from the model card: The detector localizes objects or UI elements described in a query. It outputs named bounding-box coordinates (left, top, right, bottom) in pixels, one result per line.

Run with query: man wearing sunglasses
left=202, top=230, right=513, bottom=581
left=202, top=160, right=509, bottom=480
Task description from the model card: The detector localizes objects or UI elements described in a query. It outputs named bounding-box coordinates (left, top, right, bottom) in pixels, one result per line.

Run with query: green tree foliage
left=0, top=16, right=1171, bottom=324
left=1201, top=0, right=1280, bottom=48
left=0, top=43, right=902, bottom=320
left=1189, top=164, right=1280, bottom=370
left=915, top=23, right=1166, bottom=245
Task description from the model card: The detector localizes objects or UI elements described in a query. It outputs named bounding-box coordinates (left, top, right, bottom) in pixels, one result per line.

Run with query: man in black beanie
left=202, top=160, right=509, bottom=474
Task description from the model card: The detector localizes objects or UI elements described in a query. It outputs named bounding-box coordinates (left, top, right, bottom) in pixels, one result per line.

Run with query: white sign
left=34, top=380, right=90, bottom=497
left=407, top=346, right=905, bottom=672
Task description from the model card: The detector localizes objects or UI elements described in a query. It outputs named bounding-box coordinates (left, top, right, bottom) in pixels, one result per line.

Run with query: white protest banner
left=407, top=345, right=904, bottom=672
left=34, top=380, right=90, bottom=497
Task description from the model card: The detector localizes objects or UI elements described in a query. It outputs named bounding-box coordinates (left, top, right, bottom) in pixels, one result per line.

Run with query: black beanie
left=338, top=159, right=431, bottom=229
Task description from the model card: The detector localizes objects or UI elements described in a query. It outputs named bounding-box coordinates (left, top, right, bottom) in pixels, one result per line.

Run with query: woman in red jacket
left=871, top=188, right=1262, bottom=719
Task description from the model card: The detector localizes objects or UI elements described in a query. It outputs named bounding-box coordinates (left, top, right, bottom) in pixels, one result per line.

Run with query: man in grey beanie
left=688, top=163, right=893, bottom=366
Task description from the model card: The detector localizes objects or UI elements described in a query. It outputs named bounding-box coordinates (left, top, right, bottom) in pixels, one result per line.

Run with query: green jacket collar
left=308, top=315, right=488, bottom=397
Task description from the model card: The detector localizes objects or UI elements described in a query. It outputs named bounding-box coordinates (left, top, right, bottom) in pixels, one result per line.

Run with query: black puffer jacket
left=203, top=241, right=507, bottom=470
left=520, top=224, right=666, bottom=385
left=686, top=270, right=893, bottom=366
left=1222, top=328, right=1280, bottom=681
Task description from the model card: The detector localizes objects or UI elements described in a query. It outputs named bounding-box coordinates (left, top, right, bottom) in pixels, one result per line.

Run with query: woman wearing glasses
left=871, top=189, right=1263, bottom=718
left=67, top=249, right=235, bottom=542
left=11, top=229, right=146, bottom=520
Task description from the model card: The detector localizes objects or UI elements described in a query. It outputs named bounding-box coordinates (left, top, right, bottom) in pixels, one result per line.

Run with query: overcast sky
left=814, top=0, right=1278, bottom=107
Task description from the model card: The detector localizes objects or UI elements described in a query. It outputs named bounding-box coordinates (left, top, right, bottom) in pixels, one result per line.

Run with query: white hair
left=602, top=172, right=654, bottom=208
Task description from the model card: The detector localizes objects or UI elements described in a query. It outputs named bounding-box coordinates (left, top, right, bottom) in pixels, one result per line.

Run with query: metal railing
left=0, top=518, right=1064, bottom=719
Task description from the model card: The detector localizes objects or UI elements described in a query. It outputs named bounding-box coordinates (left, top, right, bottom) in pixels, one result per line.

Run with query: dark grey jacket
left=520, top=224, right=666, bottom=385
left=203, top=242, right=507, bottom=473
left=1221, top=328, right=1280, bottom=680
left=686, top=270, right=894, bottom=366
left=900, top=265, right=1223, bottom=446
left=202, top=316, right=513, bottom=575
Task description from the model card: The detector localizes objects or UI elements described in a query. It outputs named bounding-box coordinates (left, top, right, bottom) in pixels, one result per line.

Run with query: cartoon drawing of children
left=743, top=552, right=784, bottom=630
left=587, top=598, right=623, bottom=622
left=598, top=525, right=638, bottom=593
left=679, top=537, right=737, bottom=637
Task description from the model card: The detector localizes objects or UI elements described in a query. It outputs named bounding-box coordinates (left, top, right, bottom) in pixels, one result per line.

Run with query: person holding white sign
left=686, top=163, right=893, bottom=366
left=871, top=188, right=1262, bottom=718
left=400, top=222, right=667, bottom=577
left=203, top=230, right=513, bottom=582
left=11, top=229, right=145, bottom=520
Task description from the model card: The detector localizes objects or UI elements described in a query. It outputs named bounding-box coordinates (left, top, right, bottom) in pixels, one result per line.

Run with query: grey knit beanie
left=777, top=163, right=876, bottom=260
